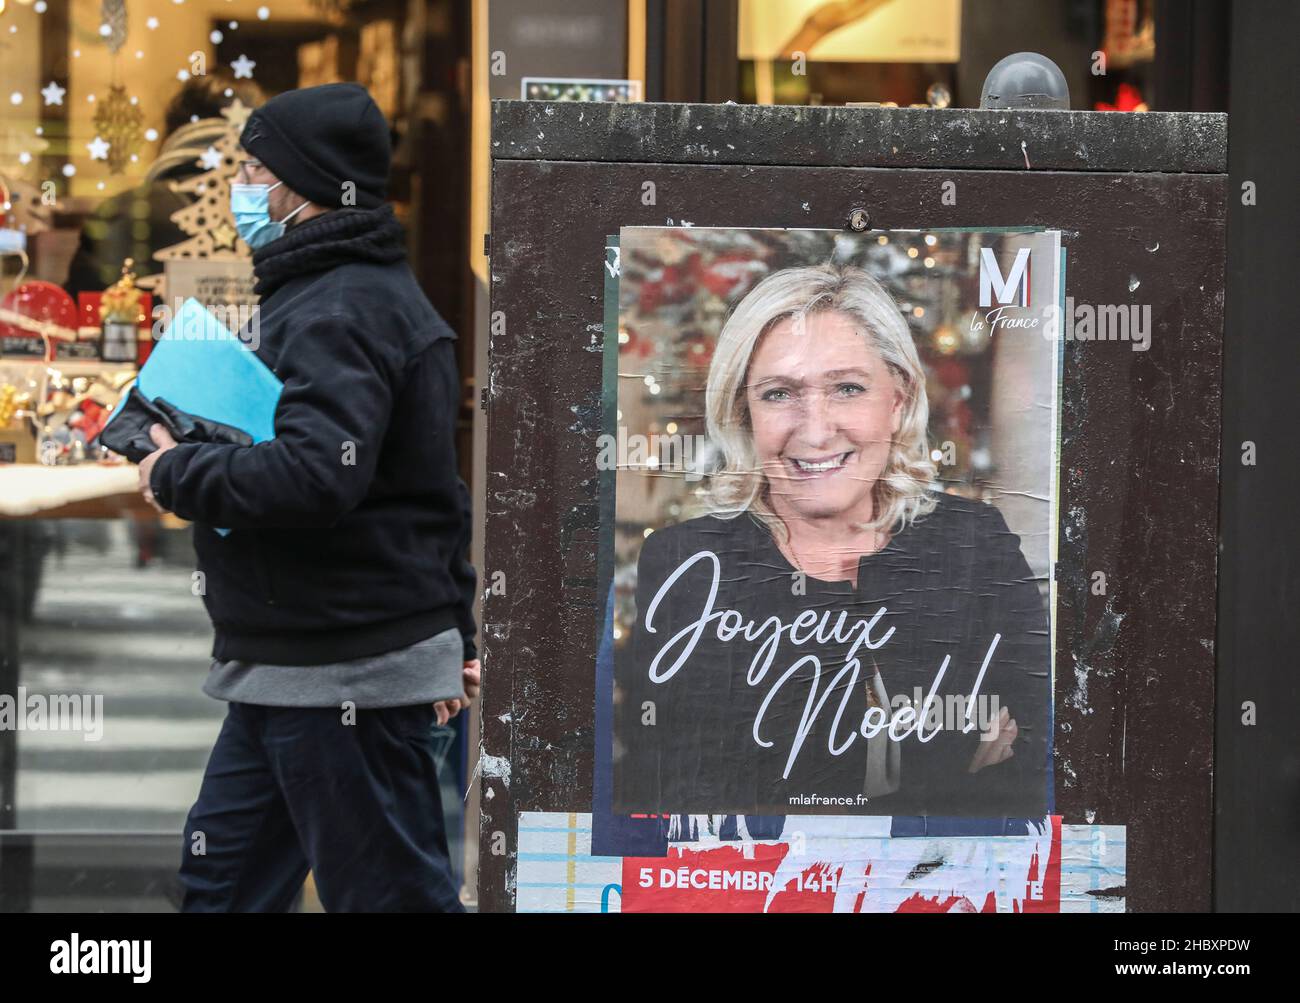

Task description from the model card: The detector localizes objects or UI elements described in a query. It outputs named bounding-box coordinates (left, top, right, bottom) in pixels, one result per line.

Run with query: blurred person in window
left=135, top=83, right=479, bottom=913
left=64, top=71, right=265, bottom=296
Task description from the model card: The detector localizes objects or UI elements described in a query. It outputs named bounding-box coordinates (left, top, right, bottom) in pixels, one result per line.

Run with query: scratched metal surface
left=491, top=100, right=1227, bottom=173
left=482, top=103, right=1226, bottom=913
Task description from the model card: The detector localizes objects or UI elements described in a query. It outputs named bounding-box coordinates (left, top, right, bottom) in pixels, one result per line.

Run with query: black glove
left=97, top=386, right=253, bottom=464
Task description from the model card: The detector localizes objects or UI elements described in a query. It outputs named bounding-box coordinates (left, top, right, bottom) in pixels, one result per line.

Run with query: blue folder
left=110, top=297, right=282, bottom=536
left=133, top=297, right=282, bottom=443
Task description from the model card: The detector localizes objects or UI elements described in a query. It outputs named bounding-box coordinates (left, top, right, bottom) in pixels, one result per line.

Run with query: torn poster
left=517, top=811, right=1124, bottom=913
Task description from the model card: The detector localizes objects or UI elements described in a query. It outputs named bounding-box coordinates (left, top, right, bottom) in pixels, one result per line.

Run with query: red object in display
left=135, top=292, right=155, bottom=366
left=931, top=355, right=969, bottom=389
left=637, top=256, right=698, bottom=314
left=695, top=251, right=767, bottom=300
left=1096, top=82, right=1148, bottom=112
left=77, top=290, right=155, bottom=366
left=78, top=290, right=154, bottom=331
left=0, top=280, right=79, bottom=353
left=69, top=398, right=111, bottom=443
left=77, top=291, right=103, bottom=329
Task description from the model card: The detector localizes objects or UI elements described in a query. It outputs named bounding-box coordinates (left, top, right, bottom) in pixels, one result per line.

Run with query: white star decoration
left=199, top=145, right=223, bottom=170
left=86, top=136, right=111, bottom=160
left=230, top=54, right=256, bottom=80
left=41, top=81, right=66, bottom=106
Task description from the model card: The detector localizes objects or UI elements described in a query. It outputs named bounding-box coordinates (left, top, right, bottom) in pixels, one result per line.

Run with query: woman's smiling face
left=744, top=309, right=903, bottom=523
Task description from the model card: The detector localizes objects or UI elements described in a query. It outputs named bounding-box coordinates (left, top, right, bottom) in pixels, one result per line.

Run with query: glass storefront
left=1, top=0, right=472, bottom=911
left=734, top=0, right=1155, bottom=110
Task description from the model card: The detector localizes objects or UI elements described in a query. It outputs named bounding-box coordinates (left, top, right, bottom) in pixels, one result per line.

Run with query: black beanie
left=239, top=82, right=390, bottom=210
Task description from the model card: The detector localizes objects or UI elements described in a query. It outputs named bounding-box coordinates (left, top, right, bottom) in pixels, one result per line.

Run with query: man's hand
left=137, top=424, right=177, bottom=514
left=968, top=705, right=1018, bottom=773
left=434, top=659, right=481, bottom=726
left=462, top=659, right=481, bottom=700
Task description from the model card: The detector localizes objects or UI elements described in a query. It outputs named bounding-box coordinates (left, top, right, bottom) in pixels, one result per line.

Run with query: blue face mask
left=230, top=181, right=308, bottom=250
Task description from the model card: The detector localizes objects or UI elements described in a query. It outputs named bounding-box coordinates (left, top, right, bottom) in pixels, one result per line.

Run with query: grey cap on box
left=980, top=52, right=1071, bottom=110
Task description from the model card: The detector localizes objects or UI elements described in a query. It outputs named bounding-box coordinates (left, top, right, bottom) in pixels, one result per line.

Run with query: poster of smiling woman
left=608, top=226, right=1062, bottom=820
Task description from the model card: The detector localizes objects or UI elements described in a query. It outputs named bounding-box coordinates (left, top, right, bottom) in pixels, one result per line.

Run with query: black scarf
left=251, top=204, right=406, bottom=299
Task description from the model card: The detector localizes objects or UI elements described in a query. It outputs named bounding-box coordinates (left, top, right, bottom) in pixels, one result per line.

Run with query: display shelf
left=0, top=357, right=138, bottom=375
left=0, top=462, right=146, bottom=519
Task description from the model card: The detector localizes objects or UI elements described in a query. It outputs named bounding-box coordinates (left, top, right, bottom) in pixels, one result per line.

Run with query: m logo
left=979, top=246, right=1031, bottom=307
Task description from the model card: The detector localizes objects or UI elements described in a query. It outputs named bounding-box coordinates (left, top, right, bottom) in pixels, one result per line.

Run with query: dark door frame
left=1212, top=0, right=1300, bottom=912
left=645, top=0, right=740, bottom=102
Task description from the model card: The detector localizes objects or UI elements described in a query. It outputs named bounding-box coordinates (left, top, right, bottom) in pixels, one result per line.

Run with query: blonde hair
left=703, top=263, right=937, bottom=536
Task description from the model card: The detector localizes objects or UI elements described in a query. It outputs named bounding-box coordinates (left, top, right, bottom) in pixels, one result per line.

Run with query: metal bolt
left=848, top=208, right=870, bottom=231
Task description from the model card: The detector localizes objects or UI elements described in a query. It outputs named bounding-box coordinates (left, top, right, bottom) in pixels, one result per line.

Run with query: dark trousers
left=179, top=702, right=465, bottom=912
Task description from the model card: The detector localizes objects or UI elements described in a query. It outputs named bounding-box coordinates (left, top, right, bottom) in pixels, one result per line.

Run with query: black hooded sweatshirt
left=150, top=204, right=477, bottom=666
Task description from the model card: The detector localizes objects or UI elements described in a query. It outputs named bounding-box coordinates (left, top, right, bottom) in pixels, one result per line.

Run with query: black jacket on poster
left=614, top=491, right=1051, bottom=818
left=149, top=205, right=477, bottom=666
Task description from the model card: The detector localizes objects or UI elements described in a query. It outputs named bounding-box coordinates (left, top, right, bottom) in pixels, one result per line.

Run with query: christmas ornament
left=99, top=258, right=144, bottom=362
left=101, top=0, right=128, bottom=55
left=926, top=82, right=952, bottom=109
left=0, top=385, right=18, bottom=426
left=152, top=100, right=255, bottom=266
left=92, top=84, right=144, bottom=174
left=100, top=258, right=145, bottom=325
left=0, top=279, right=79, bottom=349
left=222, top=99, right=252, bottom=132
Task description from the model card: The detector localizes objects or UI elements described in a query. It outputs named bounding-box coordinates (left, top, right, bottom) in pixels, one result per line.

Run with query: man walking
left=137, top=83, right=478, bottom=912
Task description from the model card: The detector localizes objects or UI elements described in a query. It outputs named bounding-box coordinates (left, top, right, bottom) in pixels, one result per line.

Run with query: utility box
left=481, top=100, right=1226, bottom=913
